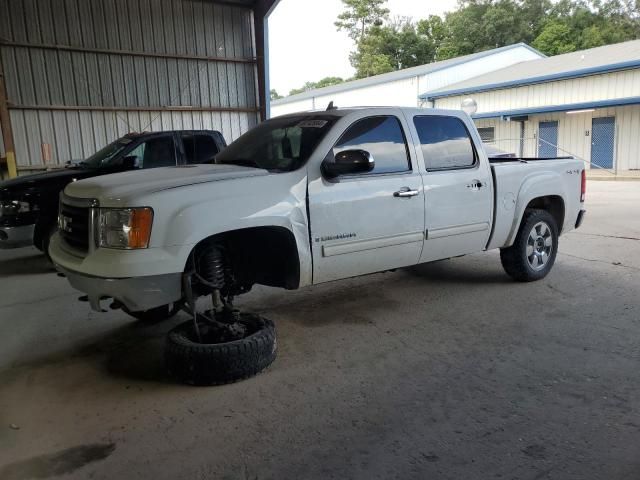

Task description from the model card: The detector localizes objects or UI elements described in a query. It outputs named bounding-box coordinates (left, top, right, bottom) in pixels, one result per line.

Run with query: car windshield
left=80, top=137, right=135, bottom=168
left=215, top=115, right=337, bottom=172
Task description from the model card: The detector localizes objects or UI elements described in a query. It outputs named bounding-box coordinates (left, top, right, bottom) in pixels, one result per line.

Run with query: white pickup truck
left=50, top=107, right=586, bottom=319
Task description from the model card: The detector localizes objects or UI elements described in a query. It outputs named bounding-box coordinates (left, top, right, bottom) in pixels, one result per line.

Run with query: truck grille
left=59, top=202, right=91, bottom=252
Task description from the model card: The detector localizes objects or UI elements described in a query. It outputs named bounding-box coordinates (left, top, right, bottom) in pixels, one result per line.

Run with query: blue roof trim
left=272, top=43, right=545, bottom=105
left=422, top=59, right=640, bottom=100
left=471, top=96, right=640, bottom=119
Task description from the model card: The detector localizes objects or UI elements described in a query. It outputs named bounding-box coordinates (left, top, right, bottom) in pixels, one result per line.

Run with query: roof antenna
left=326, top=101, right=337, bottom=111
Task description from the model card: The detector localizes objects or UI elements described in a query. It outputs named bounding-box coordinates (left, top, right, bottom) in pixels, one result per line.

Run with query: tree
left=341, top=0, right=640, bottom=80
left=287, top=77, right=345, bottom=96
left=335, top=0, right=390, bottom=42
left=532, top=21, right=577, bottom=54
left=270, top=89, right=283, bottom=100
left=351, top=19, right=436, bottom=78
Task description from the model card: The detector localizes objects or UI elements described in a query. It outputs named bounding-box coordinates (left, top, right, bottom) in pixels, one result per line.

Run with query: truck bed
left=486, top=155, right=584, bottom=251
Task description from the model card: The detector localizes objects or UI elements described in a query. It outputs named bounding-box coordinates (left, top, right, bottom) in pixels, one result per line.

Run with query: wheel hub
left=526, top=221, right=553, bottom=271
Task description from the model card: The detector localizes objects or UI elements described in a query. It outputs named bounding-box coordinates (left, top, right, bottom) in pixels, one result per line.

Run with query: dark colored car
left=0, top=130, right=226, bottom=254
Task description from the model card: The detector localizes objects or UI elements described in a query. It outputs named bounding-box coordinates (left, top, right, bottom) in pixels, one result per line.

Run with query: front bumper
left=0, top=223, right=35, bottom=249
left=56, top=264, right=182, bottom=312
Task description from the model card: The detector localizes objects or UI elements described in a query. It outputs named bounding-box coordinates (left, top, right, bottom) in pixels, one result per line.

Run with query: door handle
left=466, top=180, right=483, bottom=190
left=394, top=187, right=419, bottom=198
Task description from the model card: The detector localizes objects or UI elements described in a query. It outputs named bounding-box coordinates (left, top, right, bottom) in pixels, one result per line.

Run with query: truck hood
left=64, top=164, right=269, bottom=203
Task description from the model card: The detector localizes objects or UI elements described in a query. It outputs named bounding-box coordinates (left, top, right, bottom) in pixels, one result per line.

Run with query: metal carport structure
left=0, top=0, right=279, bottom=178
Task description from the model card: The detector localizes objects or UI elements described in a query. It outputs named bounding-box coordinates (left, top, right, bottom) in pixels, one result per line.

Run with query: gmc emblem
left=60, top=215, right=73, bottom=233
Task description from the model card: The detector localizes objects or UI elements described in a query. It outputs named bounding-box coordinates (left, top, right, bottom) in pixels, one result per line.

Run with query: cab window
left=413, top=116, right=477, bottom=170
left=329, top=116, right=410, bottom=174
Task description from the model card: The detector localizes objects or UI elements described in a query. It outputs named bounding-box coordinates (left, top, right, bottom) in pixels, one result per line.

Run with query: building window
left=478, top=127, right=495, bottom=144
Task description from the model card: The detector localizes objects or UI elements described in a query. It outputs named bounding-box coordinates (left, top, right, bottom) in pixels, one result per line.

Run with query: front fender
left=143, top=170, right=312, bottom=287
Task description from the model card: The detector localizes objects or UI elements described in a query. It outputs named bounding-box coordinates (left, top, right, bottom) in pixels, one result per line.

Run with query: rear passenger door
left=409, top=113, right=493, bottom=263
left=181, top=132, right=221, bottom=164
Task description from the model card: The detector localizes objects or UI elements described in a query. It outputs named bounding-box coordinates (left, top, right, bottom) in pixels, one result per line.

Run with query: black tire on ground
left=500, top=209, right=559, bottom=282
left=165, top=314, right=277, bottom=386
left=125, top=303, right=181, bottom=323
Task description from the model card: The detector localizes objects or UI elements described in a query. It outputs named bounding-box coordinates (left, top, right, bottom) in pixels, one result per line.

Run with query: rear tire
left=500, top=209, right=558, bottom=282
left=165, top=313, right=277, bottom=386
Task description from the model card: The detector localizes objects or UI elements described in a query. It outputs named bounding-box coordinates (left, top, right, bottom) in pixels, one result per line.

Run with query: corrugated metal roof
left=272, top=43, right=543, bottom=105
left=425, top=39, right=640, bottom=99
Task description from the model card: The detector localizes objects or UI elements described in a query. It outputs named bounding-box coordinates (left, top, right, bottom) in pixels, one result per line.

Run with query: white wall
left=433, top=69, right=640, bottom=113
left=271, top=45, right=542, bottom=117
left=473, top=105, right=640, bottom=171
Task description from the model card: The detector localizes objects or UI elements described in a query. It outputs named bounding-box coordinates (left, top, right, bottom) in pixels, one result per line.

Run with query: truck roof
left=277, top=106, right=468, bottom=118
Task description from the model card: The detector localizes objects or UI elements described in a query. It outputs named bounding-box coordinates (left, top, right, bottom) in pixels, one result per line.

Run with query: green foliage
left=288, top=77, right=345, bottom=97
left=341, top=0, right=640, bottom=80
left=351, top=19, right=436, bottom=78
left=532, top=21, right=577, bottom=54
left=335, top=0, right=390, bottom=41
left=270, top=89, right=283, bottom=100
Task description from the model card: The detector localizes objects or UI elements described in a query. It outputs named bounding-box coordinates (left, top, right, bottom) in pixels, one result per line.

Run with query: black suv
left=0, top=130, right=226, bottom=254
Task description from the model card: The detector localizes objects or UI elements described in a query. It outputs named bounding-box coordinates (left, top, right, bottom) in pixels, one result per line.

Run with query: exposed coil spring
left=195, top=245, right=226, bottom=290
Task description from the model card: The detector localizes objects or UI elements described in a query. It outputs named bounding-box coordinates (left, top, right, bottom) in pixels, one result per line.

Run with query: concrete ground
left=0, top=181, right=638, bottom=480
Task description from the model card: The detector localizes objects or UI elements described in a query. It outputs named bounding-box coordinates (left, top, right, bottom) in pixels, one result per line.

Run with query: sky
left=268, top=0, right=459, bottom=95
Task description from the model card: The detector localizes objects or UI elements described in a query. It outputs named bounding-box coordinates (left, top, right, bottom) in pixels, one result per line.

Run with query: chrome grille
left=59, top=200, right=91, bottom=252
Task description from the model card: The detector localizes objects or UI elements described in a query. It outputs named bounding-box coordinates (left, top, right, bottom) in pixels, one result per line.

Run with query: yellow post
left=6, top=151, right=17, bottom=178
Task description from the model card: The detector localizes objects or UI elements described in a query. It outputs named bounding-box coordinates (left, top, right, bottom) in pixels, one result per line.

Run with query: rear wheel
left=500, top=209, right=558, bottom=282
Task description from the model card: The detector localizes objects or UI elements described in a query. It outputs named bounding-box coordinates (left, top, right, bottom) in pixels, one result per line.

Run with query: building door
left=538, top=121, right=558, bottom=157
left=591, top=117, right=615, bottom=169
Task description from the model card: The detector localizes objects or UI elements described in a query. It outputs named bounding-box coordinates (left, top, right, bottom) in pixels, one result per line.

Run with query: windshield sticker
left=297, top=120, right=328, bottom=128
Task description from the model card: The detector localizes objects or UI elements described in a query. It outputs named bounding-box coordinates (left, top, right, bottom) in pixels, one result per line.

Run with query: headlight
left=0, top=200, right=32, bottom=217
left=98, top=207, right=153, bottom=249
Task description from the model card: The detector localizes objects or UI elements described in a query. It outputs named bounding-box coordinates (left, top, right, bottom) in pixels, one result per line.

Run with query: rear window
left=413, top=116, right=477, bottom=170
left=182, top=134, right=219, bottom=164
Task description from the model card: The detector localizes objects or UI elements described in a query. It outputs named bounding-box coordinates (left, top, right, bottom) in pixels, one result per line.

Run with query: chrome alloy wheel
left=526, top=221, right=553, bottom=270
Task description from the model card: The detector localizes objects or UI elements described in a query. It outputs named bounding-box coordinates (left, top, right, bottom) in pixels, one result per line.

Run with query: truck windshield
left=216, top=116, right=336, bottom=172
left=79, top=137, right=135, bottom=169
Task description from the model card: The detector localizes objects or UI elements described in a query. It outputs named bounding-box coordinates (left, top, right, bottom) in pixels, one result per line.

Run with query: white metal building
left=425, top=40, right=640, bottom=172
left=271, top=43, right=544, bottom=116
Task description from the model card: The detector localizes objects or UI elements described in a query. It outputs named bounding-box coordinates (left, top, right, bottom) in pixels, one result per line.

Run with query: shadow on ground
left=0, top=252, right=54, bottom=277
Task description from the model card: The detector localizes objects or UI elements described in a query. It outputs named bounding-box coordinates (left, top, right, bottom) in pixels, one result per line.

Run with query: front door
left=591, top=117, right=615, bottom=169
left=538, top=121, right=558, bottom=157
left=308, top=113, right=425, bottom=283
left=409, top=113, right=494, bottom=262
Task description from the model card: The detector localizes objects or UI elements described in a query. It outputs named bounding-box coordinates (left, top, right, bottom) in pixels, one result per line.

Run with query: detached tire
left=165, top=314, right=277, bottom=386
left=500, top=209, right=559, bottom=282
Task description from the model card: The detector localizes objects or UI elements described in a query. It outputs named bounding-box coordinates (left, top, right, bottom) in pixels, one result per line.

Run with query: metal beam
left=0, top=40, right=257, bottom=65
left=8, top=104, right=260, bottom=114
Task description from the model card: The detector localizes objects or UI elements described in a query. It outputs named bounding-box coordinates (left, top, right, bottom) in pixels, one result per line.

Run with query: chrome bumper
left=0, top=223, right=35, bottom=249
left=56, top=264, right=182, bottom=313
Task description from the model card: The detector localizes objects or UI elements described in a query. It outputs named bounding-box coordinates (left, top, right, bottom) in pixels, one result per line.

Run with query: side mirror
left=122, top=156, right=140, bottom=169
left=322, top=149, right=374, bottom=178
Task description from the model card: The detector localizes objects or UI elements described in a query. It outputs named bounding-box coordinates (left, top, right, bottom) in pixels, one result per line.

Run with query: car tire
left=165, top=314, right=277, bottom=386
left=500, top=209, right=559, bottom=282
left=125, top=303, right=181, bottom=323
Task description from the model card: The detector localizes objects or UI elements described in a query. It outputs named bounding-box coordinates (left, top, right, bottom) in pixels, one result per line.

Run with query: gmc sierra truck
left=50, top=107, right=586, bottom=319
